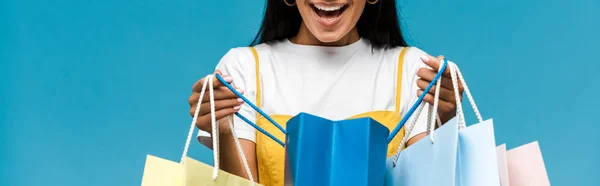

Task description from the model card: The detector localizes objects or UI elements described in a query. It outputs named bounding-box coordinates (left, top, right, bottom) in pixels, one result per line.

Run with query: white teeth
left=314, top=4, right=343, bottom=11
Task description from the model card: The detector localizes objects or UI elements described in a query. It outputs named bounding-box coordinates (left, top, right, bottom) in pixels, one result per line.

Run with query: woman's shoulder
left=217, top=42, right=278, bottom=65
left=381, top=45, right=428, bottom=60
left=375, top=45, right=429, bottom=71
left=214, top=42, right=281, bottom=83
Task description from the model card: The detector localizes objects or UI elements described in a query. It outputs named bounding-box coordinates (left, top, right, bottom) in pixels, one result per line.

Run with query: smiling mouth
left=310, top=3, right=348, bottom=26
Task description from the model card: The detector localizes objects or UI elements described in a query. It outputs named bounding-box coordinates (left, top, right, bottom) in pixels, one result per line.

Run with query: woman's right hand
left=188, top=70, right=245, bottom=136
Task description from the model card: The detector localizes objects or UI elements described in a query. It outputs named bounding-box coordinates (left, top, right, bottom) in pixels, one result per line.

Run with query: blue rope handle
left=214, top=73, right=286, bottom=147
left=387, top=59, right=448, bottom=143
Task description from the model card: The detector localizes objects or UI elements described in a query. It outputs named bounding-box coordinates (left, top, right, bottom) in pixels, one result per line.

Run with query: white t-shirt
left=198, top=38, right=433, bottom=143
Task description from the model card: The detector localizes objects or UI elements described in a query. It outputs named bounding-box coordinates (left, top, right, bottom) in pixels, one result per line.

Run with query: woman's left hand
left=416, top=55, right=464, bottom=124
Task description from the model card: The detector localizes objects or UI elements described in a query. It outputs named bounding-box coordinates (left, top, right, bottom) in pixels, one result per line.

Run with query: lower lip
left=313, top=8, right=345, bottom=27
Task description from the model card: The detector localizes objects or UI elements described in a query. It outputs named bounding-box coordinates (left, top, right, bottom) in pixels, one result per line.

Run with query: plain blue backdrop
left=2, top=0, right=599, bottom=185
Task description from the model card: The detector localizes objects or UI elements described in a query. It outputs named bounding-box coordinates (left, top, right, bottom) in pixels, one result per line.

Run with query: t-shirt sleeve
left=197, top=48, right=258, bottom=146
left=402, top=47, right=436, bottom=140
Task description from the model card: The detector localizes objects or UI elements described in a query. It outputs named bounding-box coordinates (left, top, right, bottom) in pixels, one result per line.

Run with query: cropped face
left=296, top=0, right=366, bottom=43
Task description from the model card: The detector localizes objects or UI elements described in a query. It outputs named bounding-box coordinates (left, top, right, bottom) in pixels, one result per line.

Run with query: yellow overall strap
left=395, top=47, right=409, bottom=113
left=250, top=47, right=261, bottom=114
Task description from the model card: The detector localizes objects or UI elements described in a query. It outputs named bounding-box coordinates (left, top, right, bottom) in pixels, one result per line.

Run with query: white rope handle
left=180, top=74, right=255, bottom=185
left=391, top=69, right=444, bottom=166
left=455, top=64, right=483, bottom=123
left=426, top=106, right=443, bottom=138
left=391, top=61, right=482, bottom=166
left=449, top=63, right=466, bottom=128
left=208, top=75, right=220, bottom=180
left=181, top=75, right=211, bottom=163
left=427, top=73, right=443, bottom=143
left=391, top=102, right=425, bottom=166
left=226, top=116, right=255, bottom=185
left=449, top=63, right=483, bottom=128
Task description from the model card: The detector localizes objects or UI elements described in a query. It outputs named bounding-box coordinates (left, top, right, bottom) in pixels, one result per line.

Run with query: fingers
left=192, top=73, right=234, bottom=93
left=210, top=73, right=233, bottom=89
left=416, top=79, right=456, bottom=103
left=189, top=70, right=245, bottom=133
left=420, top=55, right=451, bottom=77
left=200, top=86, right=243, bottom=103
left=189, top=98, right=242, bottom=117
left=419, top=54, right=464, bottom=96
left=416, top=68, right=454, bottom=91
left=417, top=90, right=456, bottom=114
left=196, top=98, right=244, bottom=116
left=194, top=107, right=241, bottom=132
left=189, top=79, right=243, bottom=107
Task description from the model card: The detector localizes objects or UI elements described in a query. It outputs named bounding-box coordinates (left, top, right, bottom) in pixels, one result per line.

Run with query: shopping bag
left=141, top=75, right=260, bottom=186
left=385, top=60, right=500, bottom=186
left=384, top=116, right=500, bottom=186
left=141, top=155, right=184, bottom=186
left=183, top=156, right=262, bottom=186
left=496, top=144, right=510, bottom=186
left=506, top=141, right=550, bottom=186
left=384, top=116, right=460, bottom=185
left=141, top=155, right=262, bottom=186
left=456, top=119, right=500, bottom=186
left=283, top=113, right=389, bottom=186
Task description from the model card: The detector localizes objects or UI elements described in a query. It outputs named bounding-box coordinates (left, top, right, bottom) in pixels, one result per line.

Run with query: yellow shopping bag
left=141, top=75, right=261, bottom=186
left=141, top=155, right=184, bottom=186
left=141, top=155, right=262, bottom=186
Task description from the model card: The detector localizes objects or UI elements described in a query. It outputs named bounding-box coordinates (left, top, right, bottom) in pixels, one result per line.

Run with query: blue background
left=1, top=0, right=598, bottom=185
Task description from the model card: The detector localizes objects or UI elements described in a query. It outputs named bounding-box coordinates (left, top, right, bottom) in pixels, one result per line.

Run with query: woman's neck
left=290, top=22, right=360, bottom=47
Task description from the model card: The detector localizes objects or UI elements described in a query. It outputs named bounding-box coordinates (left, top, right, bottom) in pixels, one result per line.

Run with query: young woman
left=189, top=0, right=463, bottom=185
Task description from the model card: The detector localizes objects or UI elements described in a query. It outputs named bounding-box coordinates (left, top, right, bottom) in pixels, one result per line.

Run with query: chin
left=314, top=32, right=346, bottom=43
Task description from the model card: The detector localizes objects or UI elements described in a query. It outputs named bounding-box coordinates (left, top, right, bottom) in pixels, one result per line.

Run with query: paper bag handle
left=183, top=75, right=256, bottom=185
left=215, top=73, right=287, bottom=147
left=389, top=59, right=446, bottom=167
left=386, top=59, right=448, bottom=143
left=448, top=63, right=484, bottom=128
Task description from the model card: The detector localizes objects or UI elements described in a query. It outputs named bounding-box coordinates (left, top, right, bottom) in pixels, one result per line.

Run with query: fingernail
left=235, top=88, right=244, bottom=94
left=420, top=55, right=430, bottom=63
left=233, top=106, right=241, bottom=110
left=237, top=98, right=244, bottom=103
left=214, top=70, right=222, bottom=75
left=223, top=76, right=233, bottom=82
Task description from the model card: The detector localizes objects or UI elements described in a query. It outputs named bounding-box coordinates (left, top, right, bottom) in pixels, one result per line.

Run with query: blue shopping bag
left=456, top=119, right=500, bottom=186
left=283, top=113, right=389, bottom=186
left=385, top=61, right=500, bottom=186
left=384, top=117, right=460, bottom=186
left=384, top=118, right=500, bottom=186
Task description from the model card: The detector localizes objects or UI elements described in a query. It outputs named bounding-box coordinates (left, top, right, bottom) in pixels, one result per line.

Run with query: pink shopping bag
left=506, top=141, right=550, bottom=186
left=496, top=144, right=510, bottom=186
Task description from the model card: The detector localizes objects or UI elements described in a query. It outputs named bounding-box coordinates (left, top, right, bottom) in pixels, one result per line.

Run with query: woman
left=189, top=0, right=463, bottom=185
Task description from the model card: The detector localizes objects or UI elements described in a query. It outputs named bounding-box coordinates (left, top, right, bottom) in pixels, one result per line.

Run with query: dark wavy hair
left=250, top=0, right=408, bottom=49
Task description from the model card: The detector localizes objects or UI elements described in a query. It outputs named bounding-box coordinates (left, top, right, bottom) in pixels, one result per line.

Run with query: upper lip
left=313, top=4, right=345, bottom=11
left=308, top=1, right=348, bottom=7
